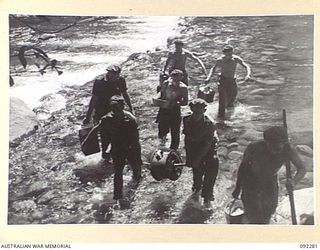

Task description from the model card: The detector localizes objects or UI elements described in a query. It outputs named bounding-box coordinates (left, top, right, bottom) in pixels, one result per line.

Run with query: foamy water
left=10, top=16, right=180, bottom=109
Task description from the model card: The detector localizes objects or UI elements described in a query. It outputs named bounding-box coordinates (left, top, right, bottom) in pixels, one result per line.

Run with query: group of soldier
left=81, top=40, right=306, bottom=224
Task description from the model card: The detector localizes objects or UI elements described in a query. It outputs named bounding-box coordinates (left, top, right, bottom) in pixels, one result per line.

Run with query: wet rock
left=290, top=131, right=313, bottom=147
left=56, top=215, right=84, bottom=224
left=258, top=79, right=284, bottom=86
left=227, top=151, right=243, bottom=161
left=246, top=94, right=264, bottom=102
left=241, top=129, right=261, bottom=141
left=90, top=193, right=105, bottom=204
left=12, top=199, right=37, bottom=213
left=66, top=155, right=76, bottom=162
left=8, top=214, right=32, bottom=225
left=276, top=187, right=314, bottom=225
left=229, top=162, right=239, bottom=176
left=226, top=142, right=239, bottom=149
left=261, top=51, right=278, bottom=56
left=31, top=210, right=46, bottom=220
left=22, top=181, right=49, bottom=198
left=38, top=93, right=66, bottom=113
left=270, top=44, right=288, bottom=50
left=295, top=172, right=313, bottom=190
left=37, top=189, right=61, bottom=204
left=24, top=166, right=38, bottom=176
left=237, top=139, right=250, bottom=146
left=10, top=97, right=39, bottom=142
left=296, top=145, right=313, bottom=157
left=219, top=162, right=230, bottom=172
left=62, top=134, right=79, bottom=146
left=249, top=88, right=275, bottom=96
left=217, top=147, right=228, bottom=159
left=299, top=154, right=313, bottom=172
left=73, top=163, right=114, bottom=183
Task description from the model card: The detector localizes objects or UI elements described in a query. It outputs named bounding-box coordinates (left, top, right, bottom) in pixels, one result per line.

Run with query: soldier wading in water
left=205, top=45, right=251, bottom=118
left=162, top=39, right=207, bottom=85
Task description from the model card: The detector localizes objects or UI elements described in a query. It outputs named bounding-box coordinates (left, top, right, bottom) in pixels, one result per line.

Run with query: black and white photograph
left=8, top=13, right=314, bottom=227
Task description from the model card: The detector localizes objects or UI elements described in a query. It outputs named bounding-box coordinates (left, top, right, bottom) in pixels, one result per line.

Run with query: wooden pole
left=282, top=109, right=297, bottom=225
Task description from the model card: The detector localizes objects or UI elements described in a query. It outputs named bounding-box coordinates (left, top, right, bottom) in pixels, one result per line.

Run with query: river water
left=9, top=16, right=180, bottom=108
left=10, top=15, right=313, bottom=142
left=8, top=15, right=314, bottom=225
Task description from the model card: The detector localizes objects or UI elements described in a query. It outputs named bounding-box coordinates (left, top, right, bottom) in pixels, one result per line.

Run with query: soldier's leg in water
left=218, top=85, right=227, bottom=117
left=227, top=79, right=238, bottom=107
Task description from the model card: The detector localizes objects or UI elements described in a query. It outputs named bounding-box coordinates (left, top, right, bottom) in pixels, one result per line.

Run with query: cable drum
left=149, top=148, right=184, bottom=181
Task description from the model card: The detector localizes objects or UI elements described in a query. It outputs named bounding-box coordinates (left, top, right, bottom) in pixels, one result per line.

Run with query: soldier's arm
left=122, top=91, right=134, bottom=114
left=83, top=95, right=98, bottom=124
left=186, top=50, right=207, bottom=76
left=81, top=122, right=101, bottom=146
left=205, top=60, right=221, bottom=83
left=162, top=52, right=172, bottom=73
left=236, top=56, right=252, bottom=80
left=180, top=87, right=189, bottom=106
left=288, top=144, right=307, bottom=186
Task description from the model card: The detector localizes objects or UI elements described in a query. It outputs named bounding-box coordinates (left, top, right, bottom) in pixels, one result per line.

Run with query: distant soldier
left=183, top=98, right=219, bottom=208
left=205, top=45, right=251, bottom=117
left=83, top=65, right=134, bottom=159
left=162, top=39, right=207, bottom=85
left=232, top=126, right=306, bottom=224
left=156, top=69, right=188, bottom=150
left=82, top=95, right=142, bottom=201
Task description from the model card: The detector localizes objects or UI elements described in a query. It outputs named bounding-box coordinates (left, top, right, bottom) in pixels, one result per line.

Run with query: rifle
left=282, top=109, right=297, bottom=225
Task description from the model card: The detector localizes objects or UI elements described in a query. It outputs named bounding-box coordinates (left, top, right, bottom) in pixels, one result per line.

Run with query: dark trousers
left=241, top=182, right=279, bottom=224
left=192, top=154, right=219, bottom=201
left=181, top=72, right=188, bottom=85
left=218, top=76, right=237, bottom=117
left=157, top=107, right=181, bottom=150
left=112, top=146, right=142, bottom=200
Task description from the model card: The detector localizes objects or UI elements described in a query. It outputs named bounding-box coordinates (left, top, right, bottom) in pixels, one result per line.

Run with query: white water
left=10, top=16, right=180, bottom=109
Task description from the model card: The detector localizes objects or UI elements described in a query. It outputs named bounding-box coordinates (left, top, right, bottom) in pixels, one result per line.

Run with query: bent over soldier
left=232, top=126, right=306, bottom=224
